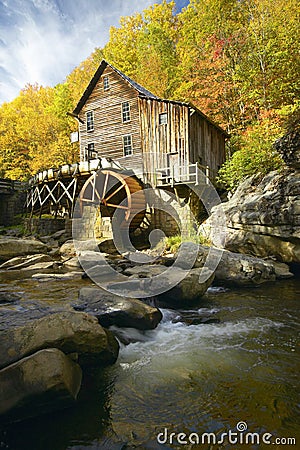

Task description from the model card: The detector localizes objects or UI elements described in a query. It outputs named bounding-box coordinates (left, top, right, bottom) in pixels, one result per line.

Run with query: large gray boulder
left=59, top=240, right=99, bottom=259
left=0, top=311, right=119, bottom=369
left=0, top=348, right=82, bottom=422
left=155, top=267, right=215, bottom=305
left=202, top=169, right=300, bottom=263
left=76, top=288, right=162, bottom=330
left=117, top=263, right=214, bottom=305
left=0, top=239, right=48, bottom=261
left=175, top=242, right=293, bottom=286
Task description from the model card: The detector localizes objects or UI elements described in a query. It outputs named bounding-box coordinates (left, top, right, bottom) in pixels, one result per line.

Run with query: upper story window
left=122, top=101, right=131, bottom=122
left=86, top=111, right=94, bottom=132
left=103, top=76, right=109, bottom=91
left=159, top=112, right=168, bottom=125
left=123, top=134, right=133, bottom=156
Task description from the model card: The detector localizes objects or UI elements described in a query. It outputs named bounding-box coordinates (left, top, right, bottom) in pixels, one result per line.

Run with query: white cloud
left=0, top=0, right=161, bottom=104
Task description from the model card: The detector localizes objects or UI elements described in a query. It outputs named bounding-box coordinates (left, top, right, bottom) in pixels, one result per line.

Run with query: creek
left=0, top=271, right=299, bottom=450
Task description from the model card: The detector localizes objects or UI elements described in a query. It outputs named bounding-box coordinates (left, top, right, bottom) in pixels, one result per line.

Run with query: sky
left=0, top=0, right=188, bottom=105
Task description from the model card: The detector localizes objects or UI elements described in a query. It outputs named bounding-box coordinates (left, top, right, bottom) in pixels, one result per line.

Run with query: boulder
left=79, top=250, right=108, bottom=268
left=0, top=348, right=82, bottom=422
left=76, top=287, right=162, bottom=330
left=1, top=254, right=54, bottom=270
left=59, top=240, right=99, bottom=258
left=59, top=240, right=77, bottom=258
left=0, top=305, right=70, bottom=332
left=83, top=264, right=121, bottom=281
left=105, top=277, right=151, bottom=299
left=150, top=267, right=215, bottom=305
left=49, top=247, right=61, bottom=258
left=175, top=242, right=293, bottom=286
left=20, top=261, right=57, bottom=271
left=0, top=239, right=48, bottom=261
left=106, top=262, right=215, bottom=305
left=202, top=169, right=300, bottom=263
left=98, top=239, right=119, bottom=254
left=51, top=229, right=68, bottom=240
left=0, top=256, right=28, bottom=269
left=40, top=230, right=68, bottom=246
left=215, top=250, right=276, bottom=286
left=0, top=311, right=119, bottom=369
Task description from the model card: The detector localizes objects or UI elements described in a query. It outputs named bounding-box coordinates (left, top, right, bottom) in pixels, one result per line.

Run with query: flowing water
left=0, top=270, right=299, bottom=450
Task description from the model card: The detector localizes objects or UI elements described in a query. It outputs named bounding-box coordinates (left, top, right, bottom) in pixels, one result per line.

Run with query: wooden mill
left=26, top=60, right=228, bottom=236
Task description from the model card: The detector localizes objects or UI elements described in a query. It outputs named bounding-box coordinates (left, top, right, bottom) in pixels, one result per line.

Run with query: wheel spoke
left=102, top=173, right=109, bottom=200
left=104, top=183, right=124, bottom=202
left=106, top=203, right=129, bottom=210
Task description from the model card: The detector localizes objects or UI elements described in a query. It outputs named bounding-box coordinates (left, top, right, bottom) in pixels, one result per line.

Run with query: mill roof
left=73, top=60, right=157, bottom=115
left=73, top=59, right=229, bottom=137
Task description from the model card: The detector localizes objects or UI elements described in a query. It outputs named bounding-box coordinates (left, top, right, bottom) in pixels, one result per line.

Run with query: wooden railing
left=155, top=163, right=217, bottom=187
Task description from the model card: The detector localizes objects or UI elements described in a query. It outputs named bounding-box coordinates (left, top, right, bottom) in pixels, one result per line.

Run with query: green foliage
left=218, top=110, right=285, bottom=190
left=165, top=232, right=211, bottom=254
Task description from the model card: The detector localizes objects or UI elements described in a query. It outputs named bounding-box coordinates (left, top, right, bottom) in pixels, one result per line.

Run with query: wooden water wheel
left=79, top=169, right=146, bottom=230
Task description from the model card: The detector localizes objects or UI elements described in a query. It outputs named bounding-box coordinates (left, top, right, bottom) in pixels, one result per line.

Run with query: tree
left=218, top=109, right=284, bottom=190
left=103, top=1, right=179, bottom=98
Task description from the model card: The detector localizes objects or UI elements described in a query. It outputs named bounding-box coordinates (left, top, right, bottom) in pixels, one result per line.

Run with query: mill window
left=159, top=113, right=168, bottom=125
left=86, top=111, right=94, bottom=132
left=122, top=101, right=131, bottom=122
left=103, top=76, right=109, bottom=91
left=87, top=143, right=97, bottom=160
left=123, top=135, right=133, bottom=156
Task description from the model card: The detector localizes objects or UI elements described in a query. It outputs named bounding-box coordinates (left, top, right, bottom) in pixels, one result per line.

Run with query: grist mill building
left=72, top=60, right=227, bottom=187
left=26, top=60, right=228, bottom=239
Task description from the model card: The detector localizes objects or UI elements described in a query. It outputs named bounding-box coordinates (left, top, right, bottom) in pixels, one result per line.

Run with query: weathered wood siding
left=139, top=98, right=190, bottom=182
left=189, top=112, right=226, bottom=175
left=78, top=66, right=143, bottom=172
left=77, top=64, right=226, bottom=181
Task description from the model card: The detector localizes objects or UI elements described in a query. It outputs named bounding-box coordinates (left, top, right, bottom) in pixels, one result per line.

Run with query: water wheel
left=79, top=169, right=146, bottom=230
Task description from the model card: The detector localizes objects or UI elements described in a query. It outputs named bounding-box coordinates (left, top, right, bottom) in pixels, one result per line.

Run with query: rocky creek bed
left=0, top=263, right=299, bottom=449
left=0, top=228, right=297, bottom=428
left=0, top=158, right=299, bottom=446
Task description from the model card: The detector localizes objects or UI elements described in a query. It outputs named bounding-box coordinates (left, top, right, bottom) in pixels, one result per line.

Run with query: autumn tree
left=0, top=83, right=78, bottom=179
left=103, top=1, right=179, bottom=98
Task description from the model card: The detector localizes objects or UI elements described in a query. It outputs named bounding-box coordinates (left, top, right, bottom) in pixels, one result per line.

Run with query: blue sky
left=0, top=0, right=189, bottom=105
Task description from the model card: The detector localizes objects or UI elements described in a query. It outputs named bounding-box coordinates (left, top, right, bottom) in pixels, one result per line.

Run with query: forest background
left=0, top=0, right=299, bottom=190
